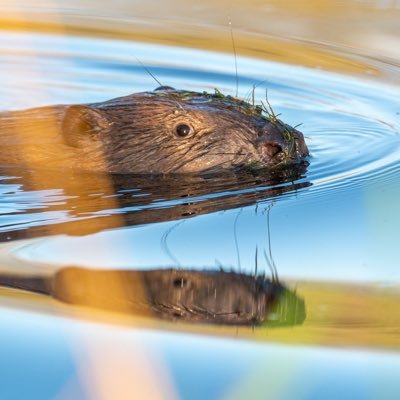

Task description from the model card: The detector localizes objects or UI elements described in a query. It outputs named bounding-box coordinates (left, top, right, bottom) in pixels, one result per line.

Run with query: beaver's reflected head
left=61, top=88, right=309, bottom=174
left=143, top=269, right=283, bottom=325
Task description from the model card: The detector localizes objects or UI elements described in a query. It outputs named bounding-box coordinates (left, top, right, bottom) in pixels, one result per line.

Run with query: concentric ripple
left=0, top=31, right=399, bottom=240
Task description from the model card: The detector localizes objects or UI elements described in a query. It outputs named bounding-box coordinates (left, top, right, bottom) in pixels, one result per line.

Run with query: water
left=0, top=1, right=400, bottom=398
left=1, top=32, right=399, bottom=283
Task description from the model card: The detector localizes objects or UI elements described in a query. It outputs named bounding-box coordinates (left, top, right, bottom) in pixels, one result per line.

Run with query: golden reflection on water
left=6, top=128, right=175, bottom=395
left=7, top=116, right=173, bottom=398
left=1, top=279, right=399, bottom=350
left=2, top=0, right=400, bottom=78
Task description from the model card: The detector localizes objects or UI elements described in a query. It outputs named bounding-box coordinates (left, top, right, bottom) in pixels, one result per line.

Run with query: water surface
left=0, top=1, right=400, bottom=398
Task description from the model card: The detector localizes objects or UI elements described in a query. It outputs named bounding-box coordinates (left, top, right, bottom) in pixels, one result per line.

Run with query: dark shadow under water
left=0, top=163, right=310, bottom=241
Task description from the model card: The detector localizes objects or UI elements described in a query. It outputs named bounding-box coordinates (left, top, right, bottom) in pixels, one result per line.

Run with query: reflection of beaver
left=0, top=87, right=308, bottom=174
left=0, top=165, right=310, bottom=241
left=0, top=267, right=305, bottom=326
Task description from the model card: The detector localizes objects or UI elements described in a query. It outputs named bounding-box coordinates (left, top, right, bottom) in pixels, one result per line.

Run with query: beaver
left=0, top=87, right=308, bottom=174
left=0, top=266, right=305, bottom=326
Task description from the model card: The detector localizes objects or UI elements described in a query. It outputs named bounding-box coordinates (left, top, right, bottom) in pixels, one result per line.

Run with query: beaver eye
left=175, top=124, right=193, bottom=138
left=173, top=278, right=187, bottom=288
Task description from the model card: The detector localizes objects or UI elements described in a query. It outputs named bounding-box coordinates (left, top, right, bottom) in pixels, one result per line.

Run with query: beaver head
left=142, top=269, right=283, bottom=325
left=61, top=87, right=309, bottom=174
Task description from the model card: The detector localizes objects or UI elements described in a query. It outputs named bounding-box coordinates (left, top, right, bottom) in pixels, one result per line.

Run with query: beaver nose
left=258, top=141, right=285, bottom=162
left=256, top=130, right=287, bottom=164
left=258, top=121, right=309, bottom=164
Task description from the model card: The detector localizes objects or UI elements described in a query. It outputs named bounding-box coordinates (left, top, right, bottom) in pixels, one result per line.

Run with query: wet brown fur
left=0, top=88, right=308, bottom=174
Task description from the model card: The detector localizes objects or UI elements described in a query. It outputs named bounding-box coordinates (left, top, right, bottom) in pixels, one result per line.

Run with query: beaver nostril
left=260, top=142, right=283, bottom=160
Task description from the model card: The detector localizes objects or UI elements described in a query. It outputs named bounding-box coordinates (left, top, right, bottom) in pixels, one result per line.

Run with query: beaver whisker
left=165, top=151, right=209, bottom=173
left=171, top=303, right=265, bottom=322
left=204, top=152, right=248, bottom=156
left=200, top=160, right=241, bottom=174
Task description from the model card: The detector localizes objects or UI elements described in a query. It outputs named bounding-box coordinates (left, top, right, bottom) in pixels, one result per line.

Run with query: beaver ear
left=154, top=86, right=175, bottom=91
left=61, top=105, right=110, bottom=147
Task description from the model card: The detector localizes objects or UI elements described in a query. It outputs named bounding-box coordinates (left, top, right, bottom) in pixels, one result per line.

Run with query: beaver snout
left=293, top=130, right=309, bottom=159
left=258, top=140, right=285, bottom=163
left=257, top=121, right=309, bottom=165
